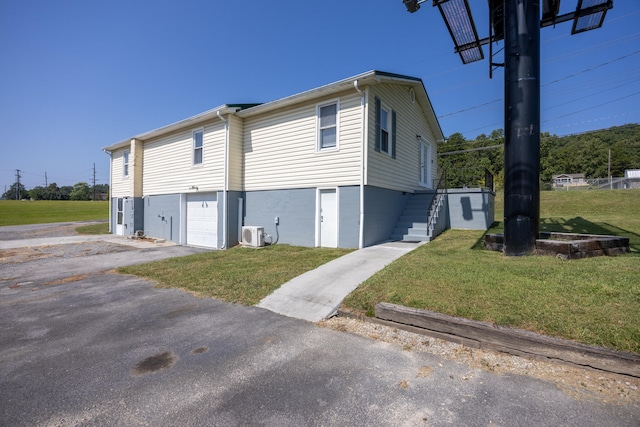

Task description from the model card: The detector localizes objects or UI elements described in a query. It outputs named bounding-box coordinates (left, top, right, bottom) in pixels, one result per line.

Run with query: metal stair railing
left=426, top=170, right=447, bottom=240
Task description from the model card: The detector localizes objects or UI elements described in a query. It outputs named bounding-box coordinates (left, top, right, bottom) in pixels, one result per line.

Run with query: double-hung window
left=317, top=101, right=338, bottom=151
left=380, top=107, right=390, bottom=154
left=123, top=150, right=130, bottom=177
left=375, top=97, right=396, bottom=158
left=193, top=129, right=203, bottom=165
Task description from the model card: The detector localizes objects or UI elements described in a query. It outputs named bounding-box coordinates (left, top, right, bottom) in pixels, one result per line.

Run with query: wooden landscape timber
left=484, top=232, right=630, bottom=259
left=374, top=302, right=640, bottom=378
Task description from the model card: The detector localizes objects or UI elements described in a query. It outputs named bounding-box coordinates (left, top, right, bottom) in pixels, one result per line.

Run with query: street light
left=402, top=1, right=615, bottom=255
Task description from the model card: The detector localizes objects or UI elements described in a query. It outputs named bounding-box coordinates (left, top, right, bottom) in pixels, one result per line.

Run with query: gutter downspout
left=103, top=149, right=113, bottom=233
left=354, top=80, right=365, bottom=249
left=217, top=110, right=228, bottom=249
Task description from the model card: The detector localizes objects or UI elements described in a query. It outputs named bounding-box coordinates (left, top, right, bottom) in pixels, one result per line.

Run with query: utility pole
left=93, top=163, right=97, bottom=201
left=503, top=0, right=541, bottom=256
left=45, top=172, right=48, bottom=187
left=15, top=169, right=21, bottom=200
left=403, top=0, right=614, bottom=255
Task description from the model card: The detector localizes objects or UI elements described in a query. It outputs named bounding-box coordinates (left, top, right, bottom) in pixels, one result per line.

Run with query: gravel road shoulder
left=320, top=316, right=640, bottom=405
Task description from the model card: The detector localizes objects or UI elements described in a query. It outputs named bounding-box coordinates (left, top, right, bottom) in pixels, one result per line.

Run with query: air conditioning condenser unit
left=242, top=226, right=264, bottom=247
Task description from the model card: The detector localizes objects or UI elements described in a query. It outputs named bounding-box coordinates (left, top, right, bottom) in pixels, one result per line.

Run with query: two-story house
left=103, top=70, right=447, bottom=249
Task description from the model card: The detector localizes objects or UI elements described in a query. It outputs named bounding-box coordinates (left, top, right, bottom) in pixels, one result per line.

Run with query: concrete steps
left=390, top=192, right=435, bottom=242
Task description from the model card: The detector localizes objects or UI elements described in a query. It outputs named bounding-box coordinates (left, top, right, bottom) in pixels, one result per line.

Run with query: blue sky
left=1, top=0, right=638, bottom=190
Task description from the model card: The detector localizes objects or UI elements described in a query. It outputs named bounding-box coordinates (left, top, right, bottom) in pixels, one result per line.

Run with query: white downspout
left=217, top=110, right=228, bottom=249
left=354, top=80, right=365, bottom=249
left=103, top=149, right=113, bottom=233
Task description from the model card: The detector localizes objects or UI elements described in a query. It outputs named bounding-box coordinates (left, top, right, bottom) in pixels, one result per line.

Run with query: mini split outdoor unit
left=242, top=226, right=264, bottom=247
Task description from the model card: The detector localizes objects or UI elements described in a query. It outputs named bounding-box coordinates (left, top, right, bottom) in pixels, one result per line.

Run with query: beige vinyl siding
left=143, top=121, right=226, bottom=196
left=227, top=114, right=244, bottom=191
left=243, top=92, right=362, bottom=191
left=367, top=83, right=438, bottom=192
left=110, top=147, right=131, bottom=197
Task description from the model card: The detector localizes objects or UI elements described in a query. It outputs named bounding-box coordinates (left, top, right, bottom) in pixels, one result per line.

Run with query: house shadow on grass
left=471, top=216, right=640, bottom=254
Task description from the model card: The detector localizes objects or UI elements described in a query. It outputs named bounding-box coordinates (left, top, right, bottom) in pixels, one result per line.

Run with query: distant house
left=552, top=173, right=587, bottom=188
left=624, top=169, right=640, bottom=189
left=103, top=70, right=493, bottom=250
left=625, top=169, right=640, bottom=179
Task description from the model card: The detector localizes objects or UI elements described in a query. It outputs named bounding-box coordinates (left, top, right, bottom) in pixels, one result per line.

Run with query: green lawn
left=75, top=222, right=110, bottom=234
left=0, top=200, right=109, bottom=226
left=106, top=189, right=640, bottom=354
left=343, top=189, right=640, bottom=354
left=119, top=245, right=352, bottom=306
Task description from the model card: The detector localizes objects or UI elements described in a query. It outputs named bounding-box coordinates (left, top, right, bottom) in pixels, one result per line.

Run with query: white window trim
left=316, top=99, right=340, bottom=153
left=123, top=150, right=130, bottom=177
left=192, top=128, right=204, bottom=167
left=379, top=102, right=392, bottom=156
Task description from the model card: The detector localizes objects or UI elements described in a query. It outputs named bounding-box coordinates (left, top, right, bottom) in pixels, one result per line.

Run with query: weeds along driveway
left=1, top=232, right=639, bottom=426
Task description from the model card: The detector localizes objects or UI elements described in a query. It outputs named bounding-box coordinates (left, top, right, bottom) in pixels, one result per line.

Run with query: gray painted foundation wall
left=243, top=188, right=316, bottom=247
left=338, top=186, right=360, bottom=248
left=143, top=194, right=181, bottom=243
left=446, top=188, right=495, bottom=230
left=225, top=191, right=242, bottom=248
left=243, top=186, right=361, bottom=248
left=363, top=186, right=411, bottom=247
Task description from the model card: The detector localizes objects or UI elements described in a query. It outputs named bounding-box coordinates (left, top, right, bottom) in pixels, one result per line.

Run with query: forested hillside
left=438, top=124, right=640, bottom=189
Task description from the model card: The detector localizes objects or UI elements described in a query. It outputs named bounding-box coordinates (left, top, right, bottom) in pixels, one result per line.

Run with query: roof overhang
left=102, top=104, right=253, bottom=152
left=103, top=70, right=445, bottom=152
left=237, top=70, right=445, bottom=143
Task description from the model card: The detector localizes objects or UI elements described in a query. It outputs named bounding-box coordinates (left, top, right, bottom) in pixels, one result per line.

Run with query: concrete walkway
left=257, top=241, right=424, bottom=322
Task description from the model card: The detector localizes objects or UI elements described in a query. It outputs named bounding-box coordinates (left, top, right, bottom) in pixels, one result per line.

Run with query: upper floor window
left=380, top=106, right=390, bottom=154
left=123, top=150, right=130, bottom=177
left=193, top=129, right=203, bottom=165
left=375, top=97, right=396, bottom=159
left=317, top=101, right=338, bottom=151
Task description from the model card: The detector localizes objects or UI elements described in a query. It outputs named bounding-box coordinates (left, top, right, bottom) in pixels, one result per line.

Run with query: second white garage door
left=186, top=193, right=218, bottom=248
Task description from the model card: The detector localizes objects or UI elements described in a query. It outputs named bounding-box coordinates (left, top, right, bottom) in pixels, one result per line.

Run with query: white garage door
left=187, top=193, right=218, bottom=248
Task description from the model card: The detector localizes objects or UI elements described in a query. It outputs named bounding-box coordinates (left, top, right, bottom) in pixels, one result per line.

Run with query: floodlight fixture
left=403, top=0, right=421, bottom=13
left=489, top=0, right=504, bottom=42
left=542, top=0, right=561, bottom=24
left=433, top=0, right=483, bottom=64
left=572, top=0, right=612, bottom=34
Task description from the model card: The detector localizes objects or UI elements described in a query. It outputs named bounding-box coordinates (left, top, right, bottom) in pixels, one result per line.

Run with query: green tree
left=70, top=182, right=92, bottom=201
left=2, top=182, right=29, bottom=200
left=29, top=186, right=46, bottom=200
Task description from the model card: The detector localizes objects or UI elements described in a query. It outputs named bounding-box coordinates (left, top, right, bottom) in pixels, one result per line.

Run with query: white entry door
left=186, top=193, right=218, bottom=248
left=116, top=198, right=124, bottom=235
left=319, top=189, right=337, bottom=248
left=420, top=140, right=432, bottom=188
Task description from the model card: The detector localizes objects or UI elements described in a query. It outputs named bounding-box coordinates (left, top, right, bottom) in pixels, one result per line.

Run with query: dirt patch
left=0, top=248, right=56, bottom=264
left=320, top=317, right=640, bottom=405
left=44, top=274, right=92, bottom=286
left=1, top=242, right=135, bottom=265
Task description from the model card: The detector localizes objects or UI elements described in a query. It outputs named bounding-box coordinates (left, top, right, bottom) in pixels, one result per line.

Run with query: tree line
left=438, top=124, right=640, bottom=190
left=2, top=182, right=109, bottom=201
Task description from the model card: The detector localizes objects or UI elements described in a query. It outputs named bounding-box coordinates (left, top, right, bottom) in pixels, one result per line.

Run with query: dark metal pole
left=503, top=0, right=541, bottom=256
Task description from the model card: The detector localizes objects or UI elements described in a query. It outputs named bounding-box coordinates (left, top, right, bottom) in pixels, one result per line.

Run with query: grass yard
left=114, top=189, right=639, bottom=354
left=119, top=245, right=352, bottom=306
left=0, top=200, right=109, bottom=226
left=343, top=189, right=640, bottom=354
left=75, top=222, right=110, bottom=234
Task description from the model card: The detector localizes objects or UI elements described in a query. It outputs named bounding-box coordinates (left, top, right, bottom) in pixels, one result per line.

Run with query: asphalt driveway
left=1, top=223, right=639, bottom=426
